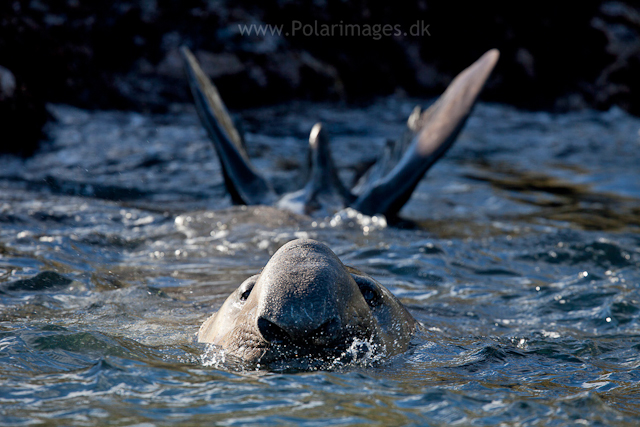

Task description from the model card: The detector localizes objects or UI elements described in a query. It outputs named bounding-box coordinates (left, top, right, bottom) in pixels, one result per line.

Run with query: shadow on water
left=466, top=164, right=640, bottom=232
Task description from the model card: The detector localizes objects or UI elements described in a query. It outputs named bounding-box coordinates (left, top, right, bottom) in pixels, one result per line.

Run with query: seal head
left=199, top=239, right=417, bottom=367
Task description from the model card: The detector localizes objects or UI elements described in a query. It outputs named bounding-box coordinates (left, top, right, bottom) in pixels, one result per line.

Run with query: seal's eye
left=240, top=287, right=252, bottom=301
left=357, top=281, right=382, bottom=308
left=238, top=277, right=257, bottom=302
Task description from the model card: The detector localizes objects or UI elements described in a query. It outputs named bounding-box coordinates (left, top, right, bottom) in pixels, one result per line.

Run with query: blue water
left=1, top=99, right=639, bottom=425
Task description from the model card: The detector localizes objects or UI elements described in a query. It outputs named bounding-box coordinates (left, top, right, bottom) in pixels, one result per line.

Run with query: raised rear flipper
left=277, top=123, right=355, bottom=215
left=351, top=49, right=500, bottom=217
left=352, top=106, right=422, bottom=196
left=182, top=46, right=499, bottom=219
left=181, top=47, right=276, bottom=205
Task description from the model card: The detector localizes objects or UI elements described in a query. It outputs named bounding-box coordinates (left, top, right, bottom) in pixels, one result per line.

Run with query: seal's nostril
left=257, top=316, right=342, bottom=346
left=309, top=317, right=341, bottom=343
left=257, top=317, right=290, bottom=344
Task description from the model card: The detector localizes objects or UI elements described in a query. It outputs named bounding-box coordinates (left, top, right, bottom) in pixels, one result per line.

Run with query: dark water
left=1, top=99, right=639, bottom=425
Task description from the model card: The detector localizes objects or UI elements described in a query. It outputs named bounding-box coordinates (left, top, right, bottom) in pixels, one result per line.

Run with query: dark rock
left=0, top=65, right=16, bottom=98
left=0, top=65, right=48, bottom=156
left=157, top=48, right=187, bottom=80
left=0, top=0, right=639, bottom=139
left=194, top=50, right=246, bottom=79
left=590, top=1, right=640, bottom=115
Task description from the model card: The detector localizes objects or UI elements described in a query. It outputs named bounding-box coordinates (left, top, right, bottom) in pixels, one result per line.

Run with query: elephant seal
left=181, top=47, right=499, bottom=219
left=199, top=239, right=418, bottom=368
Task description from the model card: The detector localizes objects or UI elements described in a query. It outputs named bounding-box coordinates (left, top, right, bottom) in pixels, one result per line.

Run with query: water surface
left=1, top=99, right=639, bottom=425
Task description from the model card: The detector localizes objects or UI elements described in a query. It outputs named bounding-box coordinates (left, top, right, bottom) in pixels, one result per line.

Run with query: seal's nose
left=257, top=315, right=342, bottom=347
left=252, top=239, right=365, bottom=349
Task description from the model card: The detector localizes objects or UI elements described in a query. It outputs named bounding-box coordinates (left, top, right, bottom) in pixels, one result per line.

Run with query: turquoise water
left=1, top=100, right=639, bottom=425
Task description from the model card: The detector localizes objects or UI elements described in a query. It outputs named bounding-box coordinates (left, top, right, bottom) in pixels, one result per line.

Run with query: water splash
left=201, top=343, right=227, bottom=368
left=313, top=208, right=387, bottom=235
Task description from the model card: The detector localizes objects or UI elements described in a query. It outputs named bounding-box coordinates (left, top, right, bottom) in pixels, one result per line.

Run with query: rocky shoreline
left=1, top=1, right=639, bottom=154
